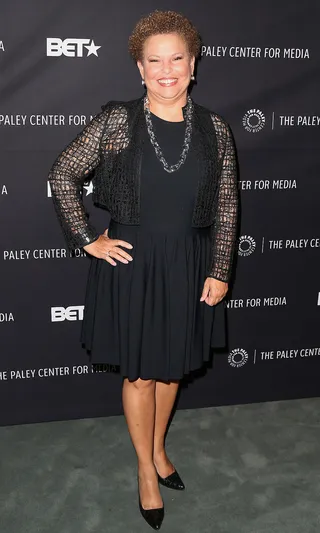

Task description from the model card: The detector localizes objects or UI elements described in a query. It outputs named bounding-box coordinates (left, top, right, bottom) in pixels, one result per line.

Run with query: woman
left=48, top=10, right=238, bottom=530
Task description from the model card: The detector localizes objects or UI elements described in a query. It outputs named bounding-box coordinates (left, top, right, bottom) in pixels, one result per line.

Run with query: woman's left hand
left=200, top=277, right=228, bottom=306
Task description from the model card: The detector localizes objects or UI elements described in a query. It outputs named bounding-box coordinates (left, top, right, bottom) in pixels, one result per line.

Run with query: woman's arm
left=207, top=115, right=239, bottom=282
left=48, top=108, right=108, bottom=250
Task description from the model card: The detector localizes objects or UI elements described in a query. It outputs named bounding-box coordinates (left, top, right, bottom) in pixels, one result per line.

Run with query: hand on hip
left=83, top=228, right=134, bottom=266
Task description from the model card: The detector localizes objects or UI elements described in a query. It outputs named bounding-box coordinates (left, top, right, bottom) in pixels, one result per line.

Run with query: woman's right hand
left=83, top=228, right=133, bottom=266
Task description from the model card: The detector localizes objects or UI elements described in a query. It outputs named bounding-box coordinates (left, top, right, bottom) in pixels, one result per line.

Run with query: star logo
left=84, top=40, right=101, bottom=57
left=83, top=181, right=93, bottom=196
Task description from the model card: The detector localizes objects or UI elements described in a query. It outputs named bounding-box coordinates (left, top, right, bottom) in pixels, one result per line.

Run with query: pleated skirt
left=81, top=219, right=226, bottom=381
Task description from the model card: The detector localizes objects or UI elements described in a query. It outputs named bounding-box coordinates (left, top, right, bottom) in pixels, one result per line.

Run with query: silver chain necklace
left=143, top=94, right=194, bottom=173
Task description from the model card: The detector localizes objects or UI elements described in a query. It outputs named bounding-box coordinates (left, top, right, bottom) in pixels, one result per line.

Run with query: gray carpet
left=1, top=397, right=320, bottom=533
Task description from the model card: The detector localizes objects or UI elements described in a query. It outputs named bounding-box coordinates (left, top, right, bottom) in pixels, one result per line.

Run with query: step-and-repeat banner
left=1, top=1, right=319, bottom=425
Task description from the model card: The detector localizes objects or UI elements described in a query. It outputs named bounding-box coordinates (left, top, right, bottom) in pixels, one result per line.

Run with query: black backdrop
left=1, top=0, right=319, bottom=426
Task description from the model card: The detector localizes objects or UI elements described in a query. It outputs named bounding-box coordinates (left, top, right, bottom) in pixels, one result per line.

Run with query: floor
left=1, top=397, right=320, bottom=533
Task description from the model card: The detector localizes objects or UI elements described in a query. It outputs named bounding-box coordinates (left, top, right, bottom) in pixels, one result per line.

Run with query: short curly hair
left=128, top=10, right=201, bottom=62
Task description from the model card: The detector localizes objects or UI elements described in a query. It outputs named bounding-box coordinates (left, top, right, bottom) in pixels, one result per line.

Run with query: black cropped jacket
left=48, top=95, right=239, bottom=282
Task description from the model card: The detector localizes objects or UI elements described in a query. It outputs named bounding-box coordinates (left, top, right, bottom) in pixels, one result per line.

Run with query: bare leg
left=122, top=377, right=163, bottom=509
left=153, top=380, right=180, bottom=478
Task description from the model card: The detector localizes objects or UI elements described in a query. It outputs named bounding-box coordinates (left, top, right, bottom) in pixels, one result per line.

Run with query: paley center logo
left=242, top=109, right=320, bottom=132
left=238, top=235, right=256, bottom=257
left=46, top=38, right=101, bottom=57
left=242, top=109, right=266, bottom=133
left=228, top=348, right=249, bottom=368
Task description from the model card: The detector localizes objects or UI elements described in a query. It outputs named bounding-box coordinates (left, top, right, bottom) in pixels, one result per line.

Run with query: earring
left=191, top=74, right=195, bottom=81
left=141, top=79, right=145, bottom=85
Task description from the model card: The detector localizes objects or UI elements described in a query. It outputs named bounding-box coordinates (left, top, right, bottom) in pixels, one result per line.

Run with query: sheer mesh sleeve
left=48, top=109, right=108, bottom=250
left=207, top=115, right=239, bottom=282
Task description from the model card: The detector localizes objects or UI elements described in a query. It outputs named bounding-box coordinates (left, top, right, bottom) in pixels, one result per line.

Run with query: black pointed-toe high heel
left=138, top=496, right=164, bottom=530
left=137, top=477, right=164, bottom=530
left=157, top=468, right=185, bottom=491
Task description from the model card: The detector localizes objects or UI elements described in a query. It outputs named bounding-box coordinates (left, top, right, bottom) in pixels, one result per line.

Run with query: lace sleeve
left=48, top=109, right=108, bottom=250
left=207, top=114, right=239, bottom=282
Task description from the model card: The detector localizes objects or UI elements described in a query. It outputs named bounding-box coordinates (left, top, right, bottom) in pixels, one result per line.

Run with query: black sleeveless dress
left=81, top=111, right=226, bottom=381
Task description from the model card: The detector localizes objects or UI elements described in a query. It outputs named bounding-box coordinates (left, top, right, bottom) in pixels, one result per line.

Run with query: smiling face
left=137, top=32, right=195, bottom=103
